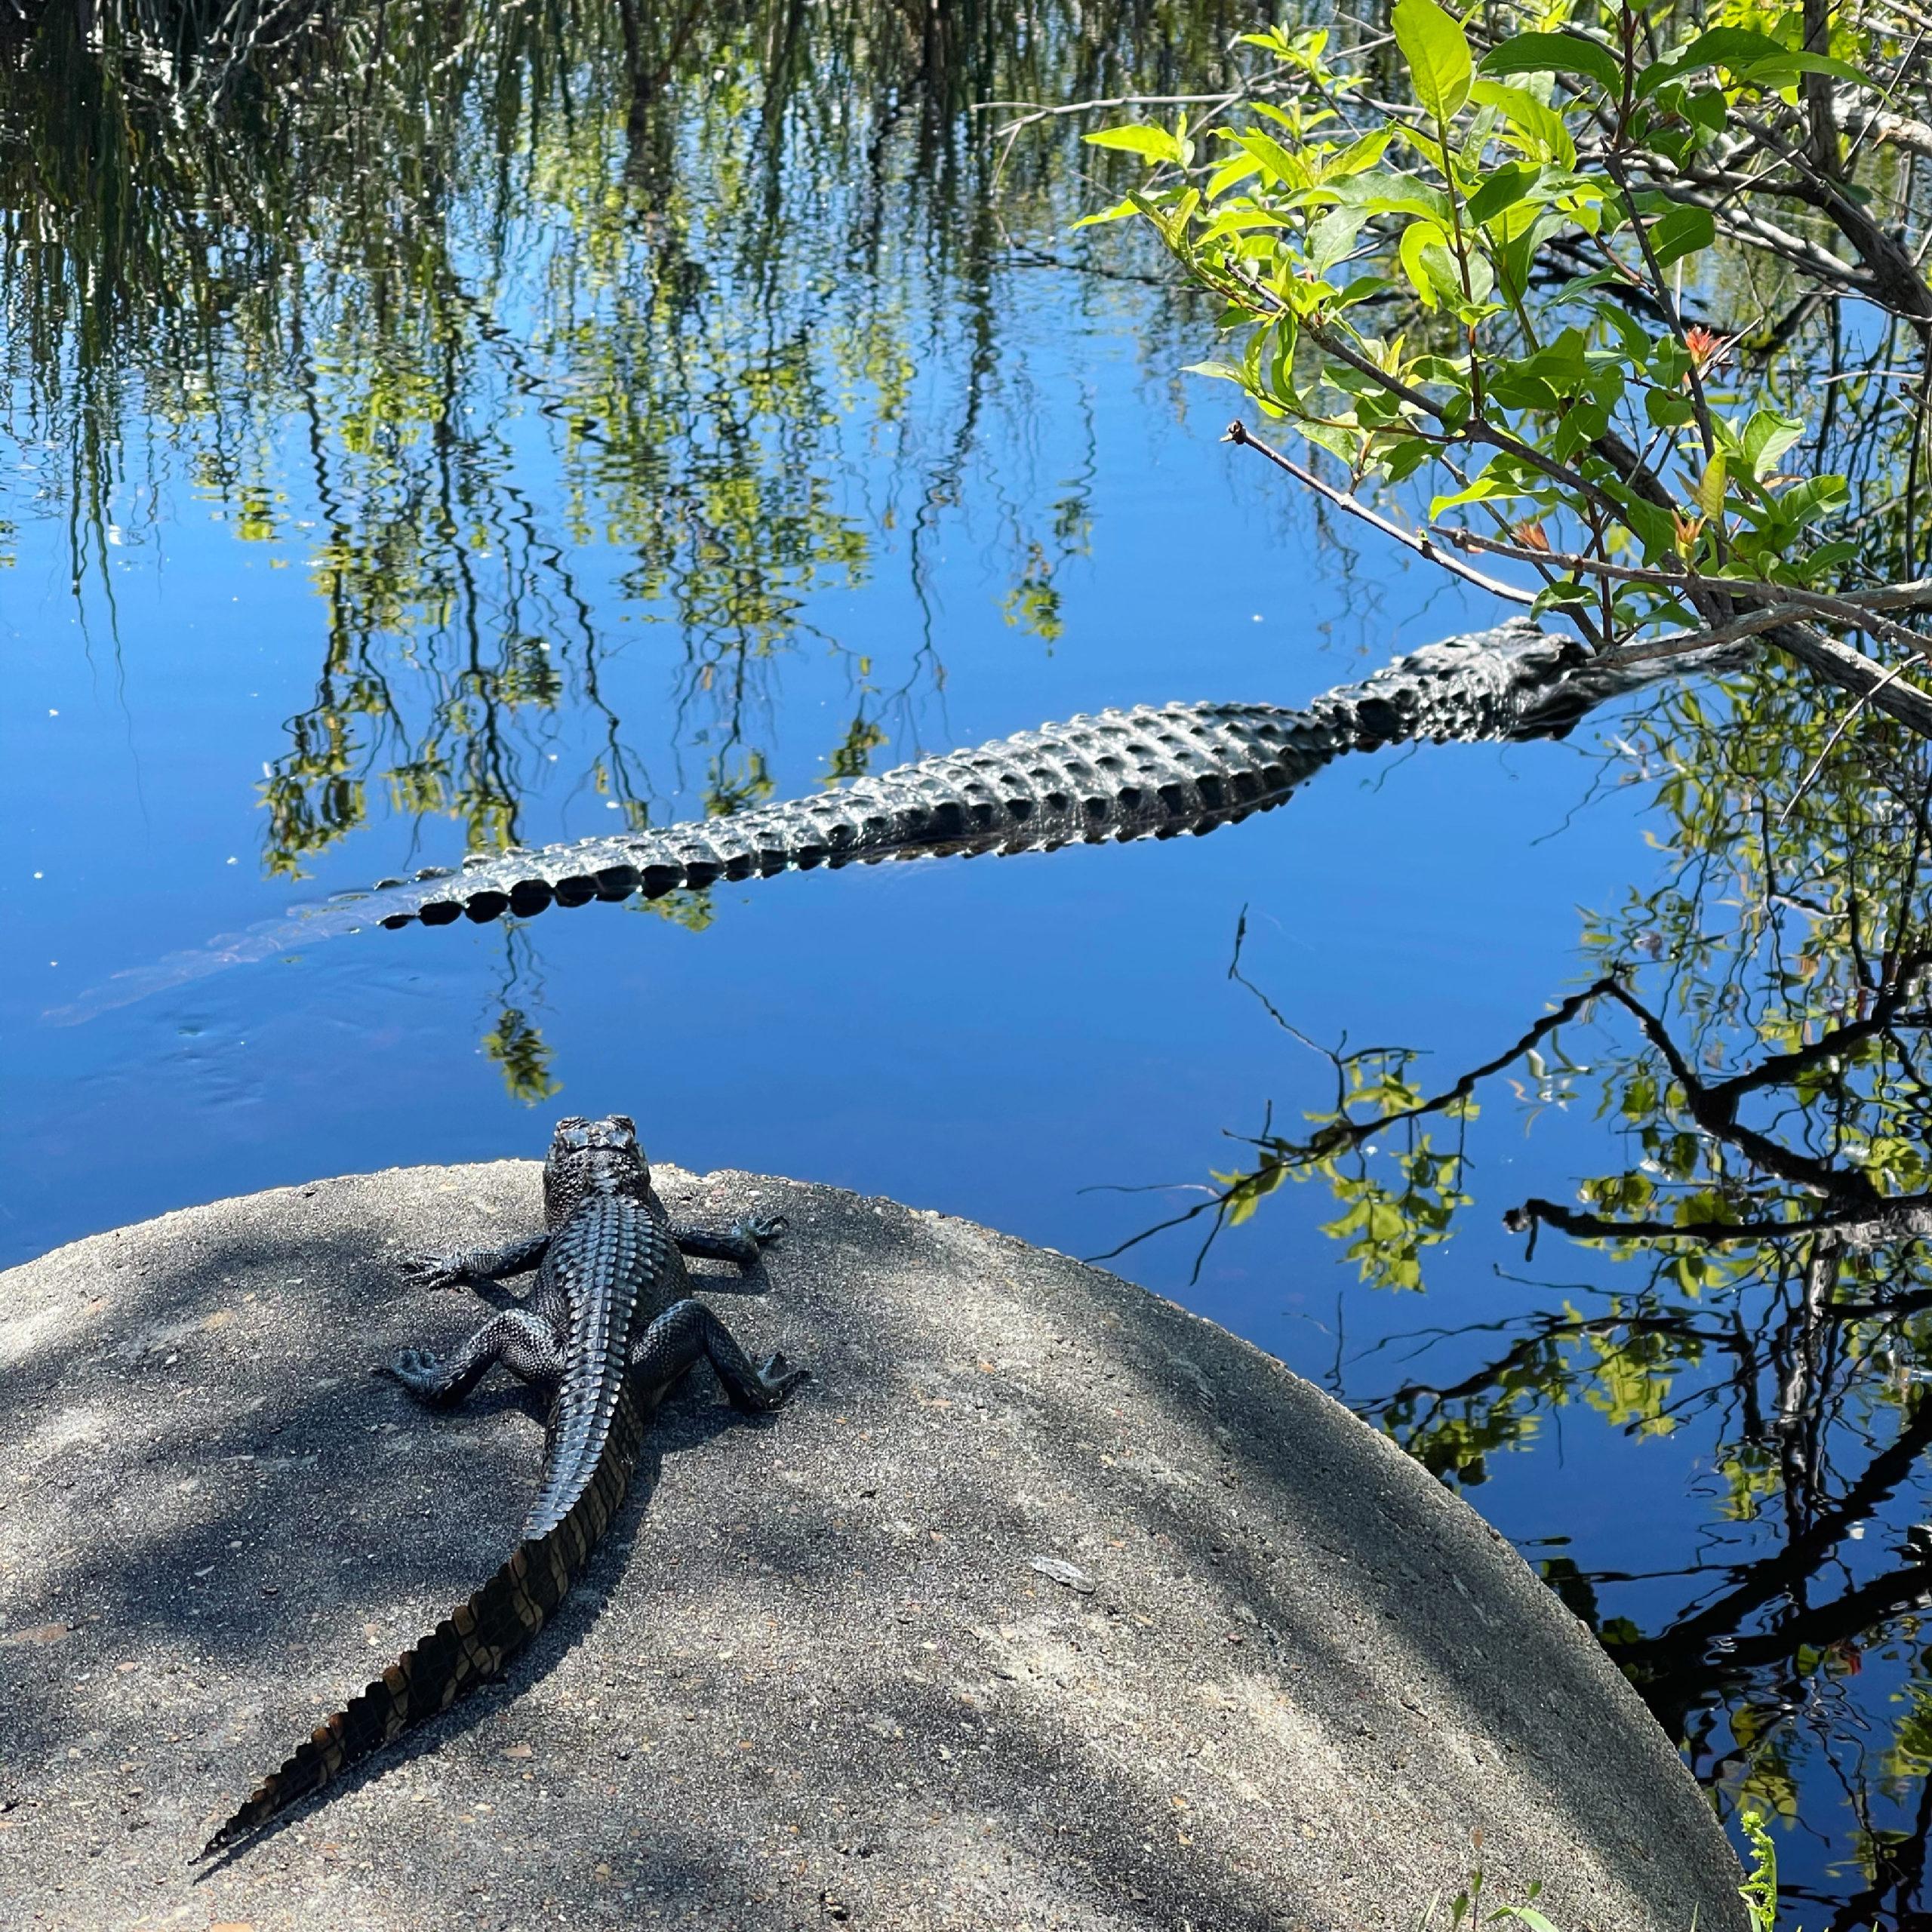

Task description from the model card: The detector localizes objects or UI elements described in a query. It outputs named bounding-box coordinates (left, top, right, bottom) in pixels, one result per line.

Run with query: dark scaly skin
left=343, top=622, right=1678, bottom=932
left=196, top=1115, right=805, bottom=1861
left=46, top=622, right=1745, bottom=1029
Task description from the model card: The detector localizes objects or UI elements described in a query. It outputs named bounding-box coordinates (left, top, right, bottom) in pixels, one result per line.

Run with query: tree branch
left=1222, top=420, right=1540, bottom=606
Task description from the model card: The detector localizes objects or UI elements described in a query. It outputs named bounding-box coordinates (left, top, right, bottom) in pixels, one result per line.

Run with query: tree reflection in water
left=0, top=0, right=1243, bottom=1091
left=1125, top=666, right=1932, bottom=1920
left=0, top=0, right=1241, bottom=884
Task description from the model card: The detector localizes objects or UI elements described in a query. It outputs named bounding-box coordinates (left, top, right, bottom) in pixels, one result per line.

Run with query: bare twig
left=972, top=79, right=1283, bottom=143
left=1223, top=421, right=1538, bottom=607
left=1437, top=530, right=1932, bottom=652
left=1603, top=149, right=1719, bottom=465
left=1594, top=607, right=1815, bottom=666
left=1779, top=658, right=1918, bottom=824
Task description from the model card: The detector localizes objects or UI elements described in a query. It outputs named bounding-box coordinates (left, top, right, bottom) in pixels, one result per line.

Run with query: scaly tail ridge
left=196, top=1383, right=647, bottom=1860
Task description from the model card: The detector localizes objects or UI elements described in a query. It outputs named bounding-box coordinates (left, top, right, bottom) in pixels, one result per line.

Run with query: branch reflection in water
left=1121, top=666, right=1932, bottom=1921
left=2, top=0, right=1250, bottom=1048
left=2, top=0, right=1255, bottom=861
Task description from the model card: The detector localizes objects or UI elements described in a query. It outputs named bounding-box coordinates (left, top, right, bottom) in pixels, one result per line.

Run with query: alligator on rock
left=198, top=1114, right=805, bottom=1860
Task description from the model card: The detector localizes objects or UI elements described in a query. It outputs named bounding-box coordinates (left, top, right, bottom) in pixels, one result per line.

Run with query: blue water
left=2, top=316, right=1653, bottom=1287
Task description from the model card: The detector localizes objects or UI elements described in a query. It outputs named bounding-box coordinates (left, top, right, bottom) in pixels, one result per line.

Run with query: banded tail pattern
left=198, top=1380, right=649, bottom=1860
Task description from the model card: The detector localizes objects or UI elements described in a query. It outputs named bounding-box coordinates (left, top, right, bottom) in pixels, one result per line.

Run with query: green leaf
left=1195, top=209, right=1290, bottom=242
left=1741, top=408, right=1804, bottom=481
left=1640, top=26, right=1869, bottom=94
left=1393, top=0, right=1474, bottom=124
left=1694, top=454, right=1727, bottom=521
left=1772, top=473, right=1850, bottom=531
left=1801, top=539, right=1857, bottom=576
left=1619, top=490, right=1681, bottom=559
left=1398, top=219, right=1461, bottom=309
left=1480, top=29, right=1624, bottom=101
left=1084, top=125, right=1184, bottom=166
left=1592, top=299, right=1654, bottom=362
left=1644, top=386, right=1697, bottom=430
left=1204, top=151, right=1263, bottom=199
left=1469, top=80, right=1577, bottom=168
left=1748, top=50, right=1869, bottom=86
left=1684, top=85, right=1728, bottom=134
left=1226, top=129, right=1307, bottom=189
left=1072, top=196, right=1141, bottom=230
left=1647, top=204, right=1715, bottom=270
left=1430, top=466, right=1528, bottom=517
left=1309, top=205, right=1366, bottom=274
left=1317, top=168, right=1454, bottom=227
left=1466, top=162, right=1540, bottom=227
left=1323, top=128, right=1394, bottom=182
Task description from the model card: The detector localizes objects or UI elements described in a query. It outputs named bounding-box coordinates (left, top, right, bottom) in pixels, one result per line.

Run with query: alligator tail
left=196, top=1382, right=647, bottom=1860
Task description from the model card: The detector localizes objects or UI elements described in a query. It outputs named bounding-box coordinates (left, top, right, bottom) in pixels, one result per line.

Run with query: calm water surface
left=3, top=7, right=1927, bottom=1921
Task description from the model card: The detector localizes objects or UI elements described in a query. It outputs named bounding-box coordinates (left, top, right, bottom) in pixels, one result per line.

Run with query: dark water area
left=5, top=5, right=1932, bottom=1924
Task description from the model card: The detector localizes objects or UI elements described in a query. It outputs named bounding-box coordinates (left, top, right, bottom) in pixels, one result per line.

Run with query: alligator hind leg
left=632, top=1299, right=809, bottom=1412
left=669, top=1216, right=789, bottom=1268
left=382, top=1309, right=563, bottom=1408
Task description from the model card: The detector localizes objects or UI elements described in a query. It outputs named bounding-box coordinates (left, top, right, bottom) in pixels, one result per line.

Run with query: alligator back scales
left=52, top=620, right=1708, bottom=1023
left=355, top=621, right=1617, bottom=931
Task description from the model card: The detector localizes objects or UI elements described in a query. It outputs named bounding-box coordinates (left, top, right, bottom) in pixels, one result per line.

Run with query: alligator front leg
left=668, top=1215, right=789, bottom=1268
left=632, top=1299, right=809, bottom=1411
left=398, top=1230, right=552, bottom=1294
left=381, top=1309, right=563, bottom=1407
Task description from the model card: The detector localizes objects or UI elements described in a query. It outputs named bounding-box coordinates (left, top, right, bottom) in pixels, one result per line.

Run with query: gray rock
left=0, top=1162, right=1743, bottom=1930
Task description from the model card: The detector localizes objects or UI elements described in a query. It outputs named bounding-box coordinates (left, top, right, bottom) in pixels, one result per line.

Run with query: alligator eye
left=608, top=1114, right=638, bottom=1138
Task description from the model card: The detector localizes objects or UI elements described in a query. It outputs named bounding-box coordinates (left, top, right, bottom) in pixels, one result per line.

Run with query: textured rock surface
left=0, top=1162, right=1743, bottom=1930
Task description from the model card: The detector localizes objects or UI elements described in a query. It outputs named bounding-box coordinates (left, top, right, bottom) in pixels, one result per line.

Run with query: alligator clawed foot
left=734, top=1214, right=789, bottom=1249
left=758, top=1352, right=811, bottom=1404
left=397, top=1249, right=469, bottom=1292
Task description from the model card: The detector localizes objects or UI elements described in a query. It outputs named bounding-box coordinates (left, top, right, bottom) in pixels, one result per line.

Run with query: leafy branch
left=1079, top=2, right=1932, bottom=736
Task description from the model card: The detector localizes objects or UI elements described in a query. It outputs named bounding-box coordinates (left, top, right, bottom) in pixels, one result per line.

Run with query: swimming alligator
left=352, top=619, right=1647, bottom=931
left=53, top=619, right=1726, bottom=1023
left=197, top=1113, right=806, bottom=1860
